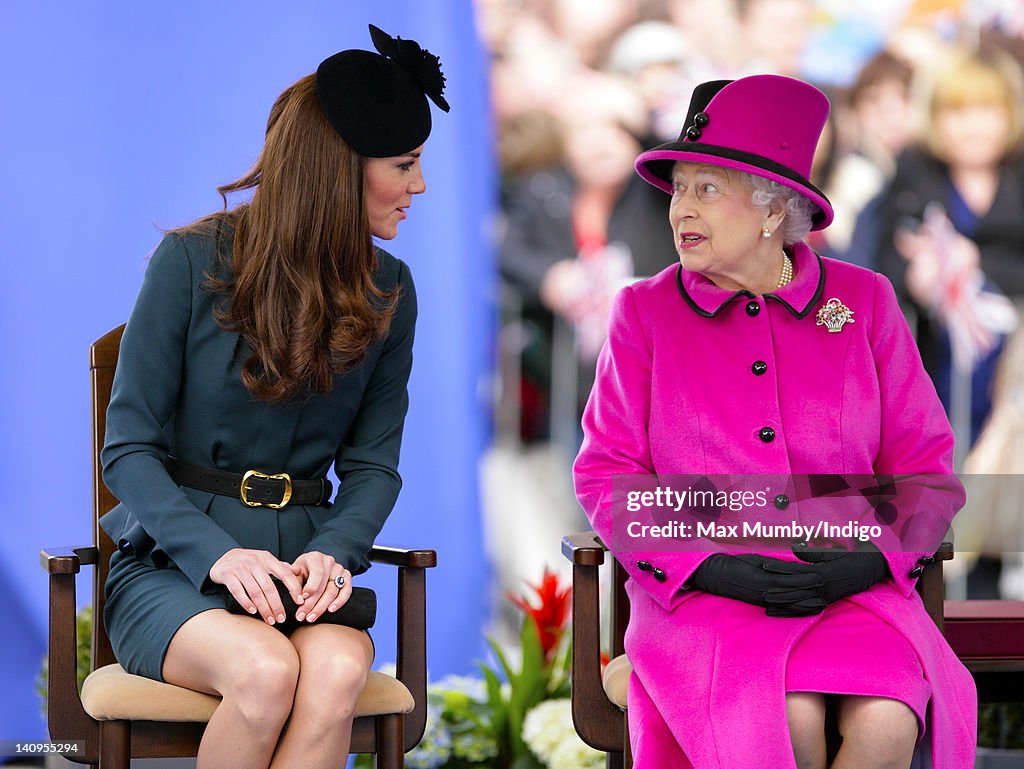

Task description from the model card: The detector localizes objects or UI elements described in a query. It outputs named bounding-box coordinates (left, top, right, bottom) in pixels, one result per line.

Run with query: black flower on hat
left=316, top=24, right=451, bottom=157
left=369, top=24, right=450, bottom=113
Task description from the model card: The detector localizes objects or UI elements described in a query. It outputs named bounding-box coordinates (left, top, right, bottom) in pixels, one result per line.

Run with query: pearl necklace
left=777, top=253, right=793, bottom=289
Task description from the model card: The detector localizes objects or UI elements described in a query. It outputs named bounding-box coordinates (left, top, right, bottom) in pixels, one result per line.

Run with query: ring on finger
left=333, top=574, right=346, bottom=589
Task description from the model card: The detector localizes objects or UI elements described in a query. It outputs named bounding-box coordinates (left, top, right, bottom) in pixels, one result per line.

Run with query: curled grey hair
left=745, top=173, right=816, bottom=245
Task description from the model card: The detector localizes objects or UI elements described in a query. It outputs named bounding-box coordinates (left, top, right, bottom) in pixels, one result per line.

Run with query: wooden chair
left=562, top=531, right=953, bottom=769
left=41, top=324, right=436, bottom=769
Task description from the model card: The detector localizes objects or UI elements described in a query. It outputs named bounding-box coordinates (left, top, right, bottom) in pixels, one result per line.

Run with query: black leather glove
left=791, top=541, right=890, bottom=604
left=687, top=554, right=826, bottom=617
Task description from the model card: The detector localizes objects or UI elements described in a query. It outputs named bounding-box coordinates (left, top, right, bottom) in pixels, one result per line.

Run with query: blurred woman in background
left=873, top=43, right=1024, bottom=447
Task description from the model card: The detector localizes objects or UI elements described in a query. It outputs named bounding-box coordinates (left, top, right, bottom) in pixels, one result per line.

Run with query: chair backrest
left=90, top=324, right=125, bottom=670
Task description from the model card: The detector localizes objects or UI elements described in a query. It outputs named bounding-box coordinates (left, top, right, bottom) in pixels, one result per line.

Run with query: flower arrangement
left=357, top=567, right=603, bottom=769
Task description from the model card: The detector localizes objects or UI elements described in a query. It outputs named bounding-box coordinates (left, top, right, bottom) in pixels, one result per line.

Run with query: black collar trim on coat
left=675, top=247, right=826, bottom=319
left=676, top=268, right=751, bottom=317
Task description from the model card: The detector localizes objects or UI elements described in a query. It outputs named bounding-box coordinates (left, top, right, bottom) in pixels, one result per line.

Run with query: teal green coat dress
left=99, top=227, right=416, bottom=681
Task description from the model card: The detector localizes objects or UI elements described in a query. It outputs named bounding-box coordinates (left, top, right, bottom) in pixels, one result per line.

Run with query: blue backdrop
left=0, top=1, right=495, bottom=739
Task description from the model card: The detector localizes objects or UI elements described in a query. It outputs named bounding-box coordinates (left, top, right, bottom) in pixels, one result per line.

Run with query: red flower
left=507, top=567, right=572, bottom=660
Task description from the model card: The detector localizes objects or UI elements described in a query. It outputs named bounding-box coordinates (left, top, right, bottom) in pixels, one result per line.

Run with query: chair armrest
left=42, top=546, right=99, bottom=759
left=367, top=545, right=435, bottom=751
left=561, top=532, right=606, bottom=566
left=917, top=541, right=953, bottom=632
left=563, top=531, right=624, bottom=750
left=368, top=545, right=437, bottom=568
left=40, top=545, right=99, bottom=574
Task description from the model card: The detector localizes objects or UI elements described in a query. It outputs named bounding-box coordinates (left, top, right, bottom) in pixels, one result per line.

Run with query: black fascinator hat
left=316, top=24, right=450, bottom=158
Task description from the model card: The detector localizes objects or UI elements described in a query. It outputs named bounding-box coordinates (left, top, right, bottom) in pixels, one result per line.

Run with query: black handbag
left=224, top=578, right=376, bottom=631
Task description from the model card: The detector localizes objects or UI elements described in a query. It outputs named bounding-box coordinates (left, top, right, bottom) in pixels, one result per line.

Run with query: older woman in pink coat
left=573, top=76, right=977, bottom=769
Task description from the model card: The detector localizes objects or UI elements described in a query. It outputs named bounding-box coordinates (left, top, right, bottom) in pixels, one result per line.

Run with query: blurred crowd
left=477, top=0, right=1024, bottom=602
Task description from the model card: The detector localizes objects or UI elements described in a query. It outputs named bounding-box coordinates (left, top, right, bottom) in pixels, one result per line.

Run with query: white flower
left=522, top=698, right=579, bottom=764
left=523, top=699, right=605, bottom=768
left=549, top=738, right=605, bottom=769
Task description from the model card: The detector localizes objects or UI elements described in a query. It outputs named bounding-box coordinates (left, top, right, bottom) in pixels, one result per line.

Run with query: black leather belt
left=164, top=456, right=332, bottom=509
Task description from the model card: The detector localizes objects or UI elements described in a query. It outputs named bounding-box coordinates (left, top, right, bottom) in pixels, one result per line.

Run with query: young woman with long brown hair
left=98, top=25, right=449, bottom=769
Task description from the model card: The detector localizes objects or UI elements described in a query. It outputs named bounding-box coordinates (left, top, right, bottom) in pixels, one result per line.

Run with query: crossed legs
left=787, top=693, right=919, bottom=769
left=162, top=609, right=374, bottom=769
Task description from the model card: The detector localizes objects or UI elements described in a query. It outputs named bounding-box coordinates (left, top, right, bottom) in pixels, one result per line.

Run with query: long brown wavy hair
left=178, top=74, right=399, bottom=402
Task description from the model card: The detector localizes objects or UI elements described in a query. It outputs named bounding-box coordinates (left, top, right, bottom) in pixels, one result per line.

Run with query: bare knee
left=303, top=648, right=370, bottom=719
left=837, top=697, right=917, bottom=769
left=291, top=628, right=372, bottom=726
left=223, top=639, right=300, bottom=726
left=786, top=693, right=826, bottom=769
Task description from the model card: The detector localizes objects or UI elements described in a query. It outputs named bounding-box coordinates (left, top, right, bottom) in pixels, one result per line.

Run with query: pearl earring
left=762, top=226, right=771, bottom=239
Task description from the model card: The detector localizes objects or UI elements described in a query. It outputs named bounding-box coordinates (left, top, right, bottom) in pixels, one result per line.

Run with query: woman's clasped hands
left=686, top=542, right=890, bottom=617
left=208, top=548, right=353, bottom=626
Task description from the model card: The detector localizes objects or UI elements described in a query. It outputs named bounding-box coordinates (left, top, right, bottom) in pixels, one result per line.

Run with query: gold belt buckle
left=240, top=469, right=293, bottom=509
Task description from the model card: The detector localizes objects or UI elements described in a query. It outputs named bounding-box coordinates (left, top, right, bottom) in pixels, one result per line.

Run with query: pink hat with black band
left=635, top=75, right=834, bottom=230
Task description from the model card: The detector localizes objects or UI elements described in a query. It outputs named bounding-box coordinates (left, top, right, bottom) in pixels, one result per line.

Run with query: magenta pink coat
left=573, top=243, right=976, bottom=768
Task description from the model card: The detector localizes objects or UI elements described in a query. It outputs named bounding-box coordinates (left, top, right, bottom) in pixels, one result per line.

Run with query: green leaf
left=548, top=635, right=574, bottom=698
left=487, top=636, right=517, bottom=684
left=519, top=617, right=545, bottom=687
left=479, top=664, right=508, bottom=737
left=511, top=751, right=545, bottom=769
left=504, top=620, right=551, bottom=764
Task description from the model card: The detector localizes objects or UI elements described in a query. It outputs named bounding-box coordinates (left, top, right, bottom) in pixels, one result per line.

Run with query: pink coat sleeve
left=869, top=273, right=965, bottom=596
left=573, top=286, right=709, bottom=611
